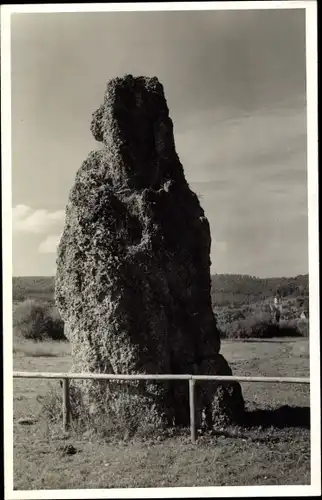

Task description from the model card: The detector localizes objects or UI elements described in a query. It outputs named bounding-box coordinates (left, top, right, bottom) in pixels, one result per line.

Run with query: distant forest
left=12, top=274, right=309, bottom=307
left=210, top=273, right=309, bottom=306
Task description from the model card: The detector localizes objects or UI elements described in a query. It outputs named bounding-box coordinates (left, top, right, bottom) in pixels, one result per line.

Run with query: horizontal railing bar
left=192, top=375, right=310, bottom=384
left=12, top=371, right=310, bottom=384
left=13, top=372, right=191, bottom=380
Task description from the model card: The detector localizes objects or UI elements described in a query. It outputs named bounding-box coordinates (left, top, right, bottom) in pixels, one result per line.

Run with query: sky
left=11, top=7, right=308, bottom=278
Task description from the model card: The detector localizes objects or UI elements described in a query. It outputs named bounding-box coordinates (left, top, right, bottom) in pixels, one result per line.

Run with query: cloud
left=176, top=103, right=306, bottom=183
left=13, top=204, right=64, bottom=234
left=38, top=234, right=61, bottom=254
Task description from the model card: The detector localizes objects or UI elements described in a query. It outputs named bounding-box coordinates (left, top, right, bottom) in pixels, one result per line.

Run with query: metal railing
left=13, top=371, right=310, bottom=443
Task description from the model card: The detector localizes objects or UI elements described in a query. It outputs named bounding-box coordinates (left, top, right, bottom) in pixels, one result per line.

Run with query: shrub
left=286, top=318, right=309, bottom=338
left=278, top=324, right=304, bottom=338
left=249, top=321, right=278, bottom=339
left=297, top=322, right=309, bottom=338
left=47, top=305, right=65, bottom=340
left=13, top=299, right=65, bottom=341
left=215, top=307, right=246, bottom=325
left=220, top=312, right=303, bottom=339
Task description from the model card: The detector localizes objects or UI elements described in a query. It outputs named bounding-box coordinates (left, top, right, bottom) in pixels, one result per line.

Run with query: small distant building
left=300, top=310, right=309, bottom=320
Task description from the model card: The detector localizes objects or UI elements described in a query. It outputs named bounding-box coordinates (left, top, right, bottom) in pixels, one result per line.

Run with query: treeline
left=13, top=273, right=309, bottom=306
left=13, top=276, right=55, bottom=302
left=211, top=273, right=309, bottom=306
left=12, top=274, right=309, bottom=342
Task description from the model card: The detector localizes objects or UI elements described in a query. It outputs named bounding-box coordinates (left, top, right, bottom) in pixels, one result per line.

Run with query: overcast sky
left=11, top=8, right=308, bottom=278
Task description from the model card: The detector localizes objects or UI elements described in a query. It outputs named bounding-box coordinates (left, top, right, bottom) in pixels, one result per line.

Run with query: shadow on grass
left=208, top=406, right=310, bottom=443
left=242, top=405, right=310, bottom=429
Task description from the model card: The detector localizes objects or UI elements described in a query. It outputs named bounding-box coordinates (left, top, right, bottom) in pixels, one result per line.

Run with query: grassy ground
left=13, top=338, right=310, bottom=490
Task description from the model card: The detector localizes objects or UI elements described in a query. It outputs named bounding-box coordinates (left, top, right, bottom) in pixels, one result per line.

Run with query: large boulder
left=55, top=75, right=244, bottom=432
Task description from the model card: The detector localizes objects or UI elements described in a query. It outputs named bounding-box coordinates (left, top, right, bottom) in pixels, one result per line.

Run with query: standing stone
left=55, top=75, right=244, bottom=433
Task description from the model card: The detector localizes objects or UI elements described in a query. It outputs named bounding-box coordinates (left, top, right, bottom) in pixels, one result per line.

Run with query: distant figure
left=272, top=291, right=282, bottom=324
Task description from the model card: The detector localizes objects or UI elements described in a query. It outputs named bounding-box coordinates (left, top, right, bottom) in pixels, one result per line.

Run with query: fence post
left=62, top=378, right=71, bottom=433
left=189, top=378, right=196, bottom=444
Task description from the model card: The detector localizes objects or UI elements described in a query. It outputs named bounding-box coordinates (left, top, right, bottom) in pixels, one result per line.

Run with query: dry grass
left=13, top=338, right=310, bottom=490
left=13, top=425, right=310, bottom=489
left=13, top=338, right=70, bottom=359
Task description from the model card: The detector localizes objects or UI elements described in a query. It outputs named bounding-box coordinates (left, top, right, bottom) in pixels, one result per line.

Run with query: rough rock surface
left=55, top=74, right=244, bottom=430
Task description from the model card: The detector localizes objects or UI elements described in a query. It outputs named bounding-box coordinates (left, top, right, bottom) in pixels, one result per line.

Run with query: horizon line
left=12, top=272, right=309, bottom=280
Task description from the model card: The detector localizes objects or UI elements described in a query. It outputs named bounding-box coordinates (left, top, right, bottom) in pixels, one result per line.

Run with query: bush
left=221, top=319, right=250, bottom=339
left=215, top=307, right=246, bottom=325
left=48, top=305, right=65, bottom=340
left=285, top=318, right=309, bottom=338
left=297, top=320, right=309, bottom=337
left=220, top=312, right=303, bottom=340
left=13, top=299, right=65, bottom=341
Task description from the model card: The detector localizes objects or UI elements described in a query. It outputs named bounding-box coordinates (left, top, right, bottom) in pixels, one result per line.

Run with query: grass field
left=12, top=337, right=310, bottom=490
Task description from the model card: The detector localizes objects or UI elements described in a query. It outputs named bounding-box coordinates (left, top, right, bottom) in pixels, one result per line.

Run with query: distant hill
left=13, top=273, right=309, bottom=306
left=13, top=276, right=55, bottom=302
left=211, top=273, right=309, bottom=306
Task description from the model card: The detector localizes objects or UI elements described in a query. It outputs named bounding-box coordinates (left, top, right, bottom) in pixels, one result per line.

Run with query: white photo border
left=1, top=2, right=320, bottom=499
